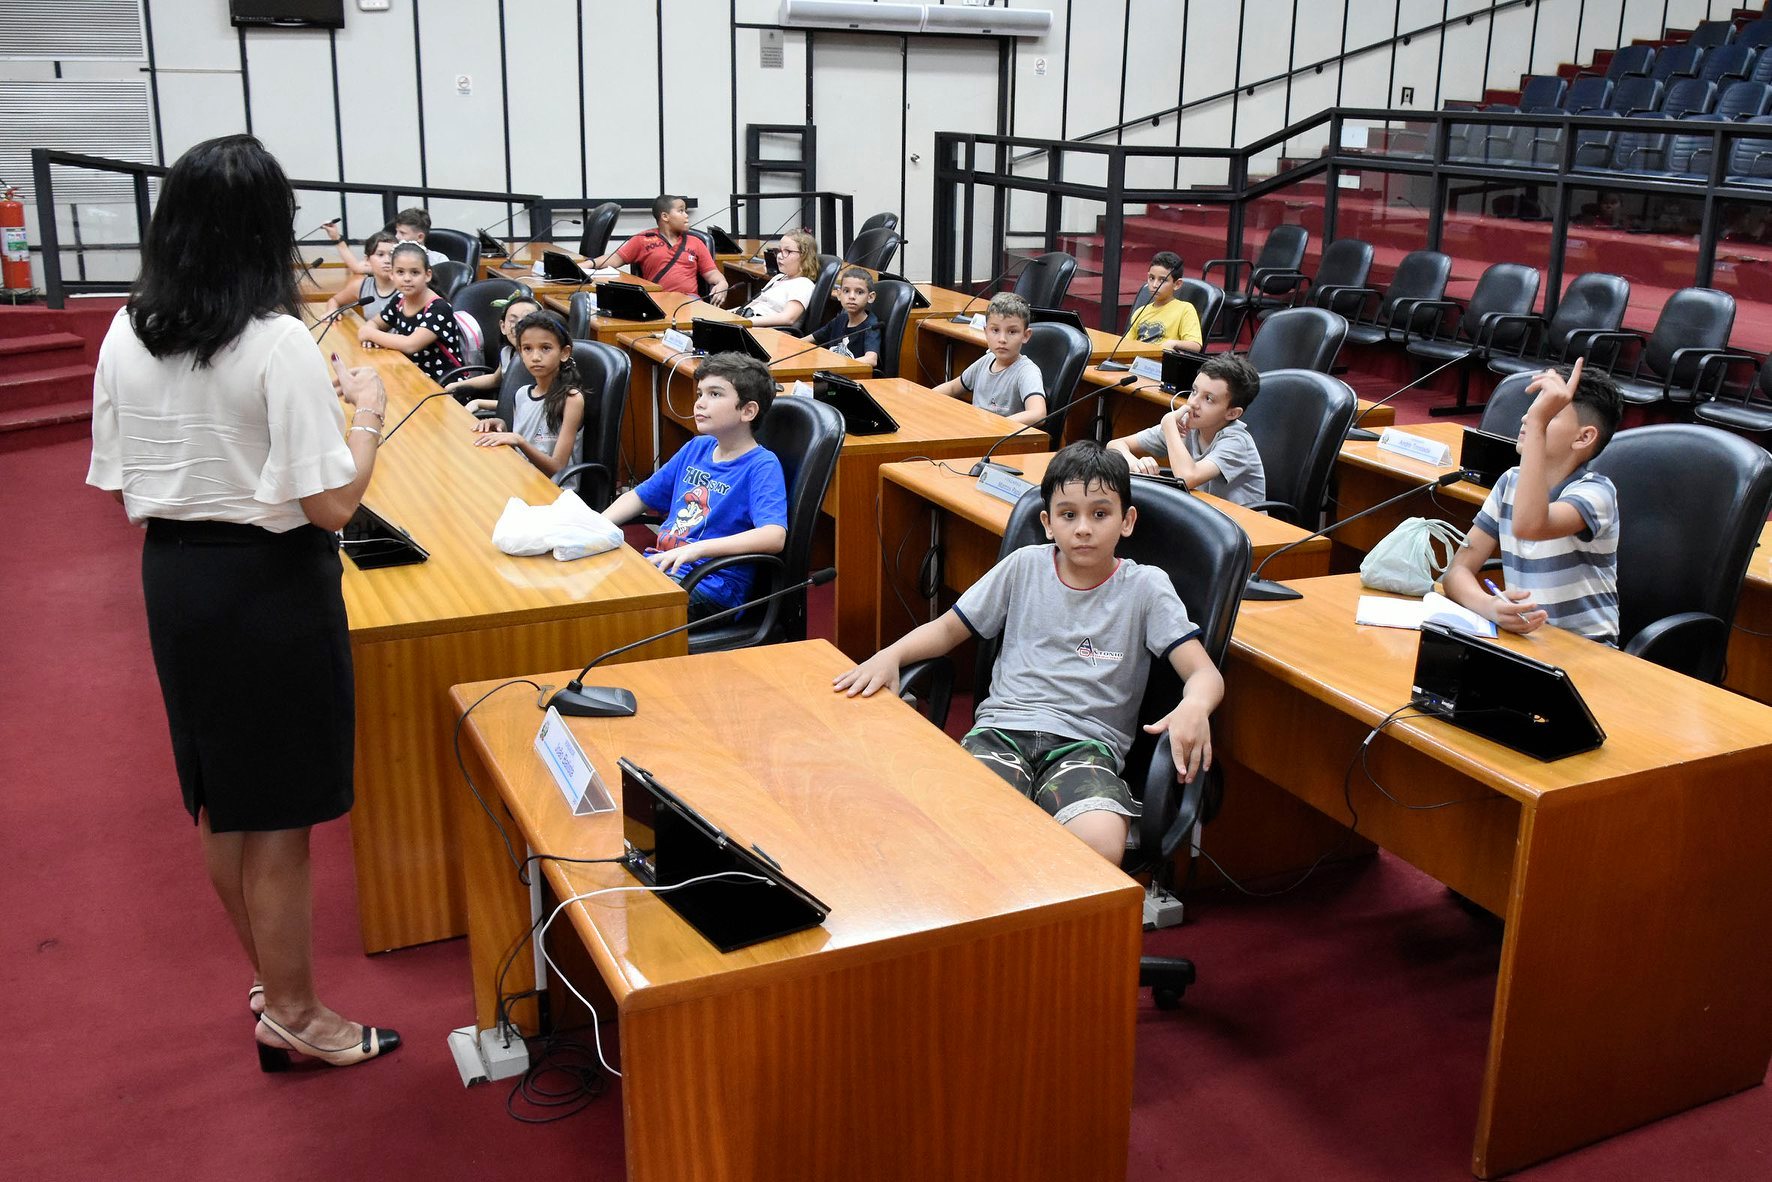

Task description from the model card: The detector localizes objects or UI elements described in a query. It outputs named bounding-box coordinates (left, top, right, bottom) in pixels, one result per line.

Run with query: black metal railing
left=934, top=107, right=1772, bottom=332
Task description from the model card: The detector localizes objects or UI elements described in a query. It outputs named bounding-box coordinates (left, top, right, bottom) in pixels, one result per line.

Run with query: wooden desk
left=913, top=316, right=1165, bottom=387
left=539, top=290, right=747, bottom=344
left=451, top=641, right=1140, bottom=1182
left=894, top=284, right=976, bottom=384
left=615, top=327, right=870, bottom=475
left=875, top=451, right=1332, bottom=648
left=1331, top=421, right=1486, bottom=566
left=325, top=316, right=687, bottom=952
left=1077, top=366, right=1397, bottom=444
left=1726, top=521, right=1772, bottom=705
left=1213, top=573, right=1772, bottom=1177
left=475, top=254, right=663, bottom=294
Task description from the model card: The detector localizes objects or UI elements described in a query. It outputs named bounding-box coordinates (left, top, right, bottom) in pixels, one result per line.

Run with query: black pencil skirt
left=142, top=519, right=355, bottom=833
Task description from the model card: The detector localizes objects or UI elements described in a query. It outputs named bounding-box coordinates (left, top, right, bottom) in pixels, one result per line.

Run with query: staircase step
left=0, top=363, right=97, bottom=411
left=0, top=396, right=91, bottom=453
left=0, top=331, right=87, bottom=376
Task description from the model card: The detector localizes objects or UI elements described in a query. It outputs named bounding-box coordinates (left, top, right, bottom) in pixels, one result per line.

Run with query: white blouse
left=747, top=274, right=815, bottom=320
left=86, top=310, right=357, bottom=533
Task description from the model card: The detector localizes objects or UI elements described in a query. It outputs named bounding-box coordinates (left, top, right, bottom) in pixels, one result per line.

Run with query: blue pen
left=1483, top=578, right=1504, bottom=597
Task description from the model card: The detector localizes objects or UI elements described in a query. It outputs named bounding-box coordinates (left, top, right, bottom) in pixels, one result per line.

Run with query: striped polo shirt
left=1473, top=465, right=1620, bottom=645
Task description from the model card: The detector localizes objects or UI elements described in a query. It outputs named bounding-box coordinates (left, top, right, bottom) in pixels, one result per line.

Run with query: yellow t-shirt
left=1127, top=298, right=1203, bottom=348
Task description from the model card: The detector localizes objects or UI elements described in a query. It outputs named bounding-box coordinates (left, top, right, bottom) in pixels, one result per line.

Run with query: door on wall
left=902, top=38, right=1002, bottom=281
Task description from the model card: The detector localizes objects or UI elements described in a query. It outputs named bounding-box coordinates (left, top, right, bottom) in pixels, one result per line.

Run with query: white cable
left=533, top=870, right=771, bottom=1078
left=661, top=348, right=702, bottom=422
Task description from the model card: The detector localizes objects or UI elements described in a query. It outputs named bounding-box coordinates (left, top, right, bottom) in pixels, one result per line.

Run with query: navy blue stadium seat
left=1661, top=77, right=1718, bottom=119
left=1602, top=44, right=1656, bottom=80
left=1716, top=80, right=1772, bottom=120
left=1609, top=75, right=1663, bottom=114
left=1689, top=20, right=1737, bottom=49
left=1726, top=115, right=1772, bottom=184
left=1651, top=43, right=1705, bottom=83
left=1564, top=76, right=1613, bottom=112
left=1696, top=43, right=1755, bottom=90
left=1609, top=114, right=1671, bottom=172
left=1742, top=19, right=1772, bottom=50
left=1520, top=75, right=1567, bottom=110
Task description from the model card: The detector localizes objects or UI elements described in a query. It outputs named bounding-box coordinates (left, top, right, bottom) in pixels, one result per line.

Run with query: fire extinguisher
left=0, top=185, right=31, bottom=292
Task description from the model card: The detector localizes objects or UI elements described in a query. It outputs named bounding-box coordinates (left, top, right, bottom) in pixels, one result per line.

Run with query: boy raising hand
left=1443, top=358, right=1625, bottom=643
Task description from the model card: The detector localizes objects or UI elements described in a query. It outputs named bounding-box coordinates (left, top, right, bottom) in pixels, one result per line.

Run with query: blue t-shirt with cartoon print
left=633, top=434, right=789, bottom=609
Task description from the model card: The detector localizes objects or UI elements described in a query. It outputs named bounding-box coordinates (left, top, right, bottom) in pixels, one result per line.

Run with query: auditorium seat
left=1713, top=80, right=1772, bottom=120
left=1695, top=43, right=1755, bottom=91
left=1487, top=272, right=1631, bottom=380
left=1741, top=18, right=1772, bottom=51
left=1563, top=76, right=1613, bottom=112
left=1660, top=77, right=1718, bottom=119
left=1650, top=43, right=1705, bottom=85
left=1402, top=261, right=1541, bottom=412
left=1725, top=115, right=1772, bottom=184
left=1608, top=76, right=1663, bottom=115
left=1688, top=19, right=1738, bottom=50
left=1519, top=75, right=1568, bottom=110
left=1596, top=43, right=1656, bottom=81
left=1339, top=249, right=1452, bottom=348
left=1584, top=287, right=1736, bottom=406
left=1694, top=353, right=1772, bottom=435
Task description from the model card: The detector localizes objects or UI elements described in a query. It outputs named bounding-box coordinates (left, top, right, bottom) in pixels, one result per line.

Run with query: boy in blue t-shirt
left=604, top=353, right=789, bottom=617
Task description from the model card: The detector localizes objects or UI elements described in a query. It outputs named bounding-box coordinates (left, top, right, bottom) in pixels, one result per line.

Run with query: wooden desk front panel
left=1222, top=576, right=1772, bottom=1177
left=1725, top=521, right=1772, bottom=705
left=451, top=643, right=1140, bottom=1180
left=328, top=317, right=686, bottom=951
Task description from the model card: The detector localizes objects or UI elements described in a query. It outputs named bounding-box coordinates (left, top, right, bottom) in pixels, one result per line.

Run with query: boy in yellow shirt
left=1127, top=251, right=1203, bottom=353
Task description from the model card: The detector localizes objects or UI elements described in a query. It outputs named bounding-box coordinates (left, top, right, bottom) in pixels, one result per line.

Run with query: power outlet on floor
left=1144, top=882, right=1185, bottom=930
left=449, top=1025, right=531, bottom=1087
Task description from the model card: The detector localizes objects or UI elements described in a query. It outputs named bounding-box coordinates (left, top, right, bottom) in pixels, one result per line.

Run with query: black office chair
left=681, top=396, right=845, bottom=653
left=546, top=340, right=630, bottom=511
left=426, top=227, right=480, bottom=272
left=429, top=259, right=472, bottom=303
left=1022, top=321, right=1092, bottom=445
left=685, top=229, right=721, bottom=298
left=900, top=477, right=1250, bottom=1009
left=1238, top=369, right=1359, bottom=525
left=1336, top=249, right=1453, bottom=348
left=1401, top=261, right=1541, bottom=416
left=1244, top=307, right=1347, bottom=374
left=792, top=254, right=843, bottom=337
left=566, top=291, right=595, bottom=340
left=870, top=279, right=917, bottom=378
left=1590, top=425, right=1772, bottom=683
left=854, top=211, right=900, bottom=241
left=1582, top=287, right=1736, bottom=406
left=437, top=277, right=533, bottom=388
left=577, top=201, right=622, bottom=260
left=1204, top=225, right=1311, bottom=343
left=1476, top=371, right=1537, bottom=437
left=1176, top=278, right=1224, bottom=342
left=1694, top=351, right=1772, bottom=435
left=845, top=227, right=902, bottom=271
left=1013, top=251, right=1079, bottom=311
left=1487, top=272, right=1630, bottom=380
left=1291, top=238, right=1375, bottom=322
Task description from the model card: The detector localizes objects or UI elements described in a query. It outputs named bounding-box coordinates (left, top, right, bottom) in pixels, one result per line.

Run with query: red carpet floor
left=4, top=435, right=1769, bottom=1181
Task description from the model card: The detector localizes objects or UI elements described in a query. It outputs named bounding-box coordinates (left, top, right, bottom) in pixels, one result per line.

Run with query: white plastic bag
left=490, top=489, right=622, bottom=562
left=1360, top=516, right=1466, bottom=596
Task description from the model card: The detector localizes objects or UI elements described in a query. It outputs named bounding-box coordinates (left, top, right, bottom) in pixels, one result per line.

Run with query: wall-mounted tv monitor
left=230, top=0, right=345, bottom=30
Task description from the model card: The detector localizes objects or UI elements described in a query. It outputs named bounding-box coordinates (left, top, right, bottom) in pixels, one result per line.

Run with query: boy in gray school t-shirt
left=960, top=352, right=1044, bottom=417
left=1129, top=418, right=1266, bottom=506
left=832, top=441, right=1225, bottom=864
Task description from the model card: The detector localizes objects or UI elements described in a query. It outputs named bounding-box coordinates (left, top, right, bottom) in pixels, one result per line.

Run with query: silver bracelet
left=349, top=424, right=381, bottom=438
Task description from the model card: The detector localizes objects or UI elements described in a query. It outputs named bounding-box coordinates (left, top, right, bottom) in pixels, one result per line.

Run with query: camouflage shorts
left=960, top=728, right=1135, bottom=826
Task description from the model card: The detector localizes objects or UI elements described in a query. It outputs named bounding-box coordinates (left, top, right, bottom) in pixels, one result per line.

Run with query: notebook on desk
left=619, top=758, right=830, bottom=953
left=1410, top=621, right=1605, bottom=760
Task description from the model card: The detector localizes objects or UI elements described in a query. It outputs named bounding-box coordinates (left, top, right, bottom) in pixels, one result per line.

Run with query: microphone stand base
left=969, top=459, right=1024, bottom=478
left=547, top=685, right=638, bottom=718
left=1242, top=578, right=1304, bottom=602
left=1345, top=427, right=1380, bottom=442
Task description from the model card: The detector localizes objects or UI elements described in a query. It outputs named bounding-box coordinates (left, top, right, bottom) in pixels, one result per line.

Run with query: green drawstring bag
left=1360, top=516, right=1467, bottom=596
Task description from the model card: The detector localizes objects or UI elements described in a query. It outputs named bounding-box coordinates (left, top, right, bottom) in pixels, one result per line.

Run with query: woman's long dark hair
left=513, top=311, right=581, bottom=433
left=128, top=135, right=300, bottom=366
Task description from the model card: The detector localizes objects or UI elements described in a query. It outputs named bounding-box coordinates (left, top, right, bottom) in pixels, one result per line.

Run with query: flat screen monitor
left=230, top=0, right=344, bottom=29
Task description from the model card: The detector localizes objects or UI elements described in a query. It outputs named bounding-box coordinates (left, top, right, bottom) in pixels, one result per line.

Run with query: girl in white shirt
left=742, top=228, right=821, bottom=329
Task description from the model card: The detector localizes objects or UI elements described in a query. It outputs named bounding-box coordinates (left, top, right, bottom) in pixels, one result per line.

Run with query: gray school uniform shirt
left=953, top=545, right=1199, bottom=768
left=960, top=353, right=1044, bottom=417
left=511, top=384, right=582, bottom=468
left=1132, top=418, right=1266, bottom=506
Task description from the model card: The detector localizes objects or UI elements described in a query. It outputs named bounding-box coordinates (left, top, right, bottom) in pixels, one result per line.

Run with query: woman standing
left=86, top=135, right=398, bottom=1071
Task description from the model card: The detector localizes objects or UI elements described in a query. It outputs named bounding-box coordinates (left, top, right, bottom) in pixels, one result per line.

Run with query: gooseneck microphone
left=477, top=199, right=547, bottom=255
left=1345, top=353, right=1473, bottom=442
left=499, top=217, right=583, bottom=272
left=313, top=294, right=373, bottom=344
left=969, top=374, right=1137, bottom=478
left=949, top=257, right=1033, bottom=325
left=379, top=389, right=456, bottom=443
left=1243, top=469, right=1475, bottom=601
left=548, top=567, right=839, bottom=717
